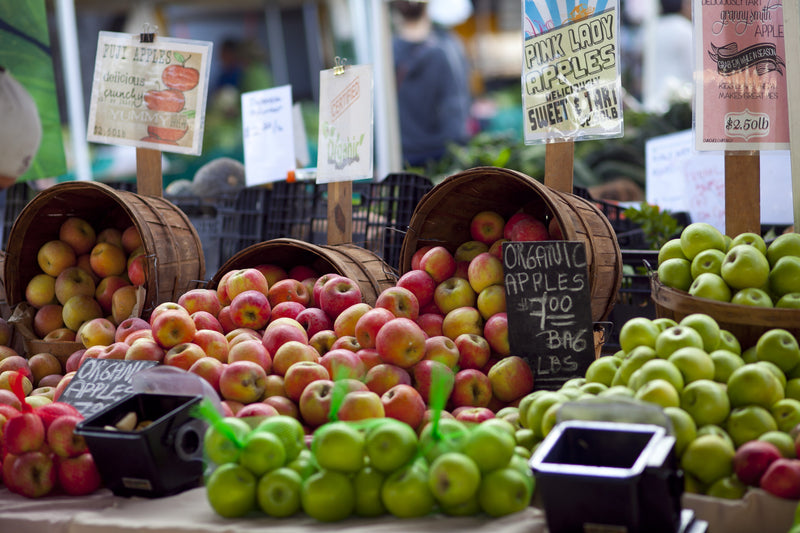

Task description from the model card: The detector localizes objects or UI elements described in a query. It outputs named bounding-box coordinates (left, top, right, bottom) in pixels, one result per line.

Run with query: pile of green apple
left=548, top=312, right=800, bottom=500
left=202, top=413, right=534, bottom=521
left=657, top=222, right=800, bottom=307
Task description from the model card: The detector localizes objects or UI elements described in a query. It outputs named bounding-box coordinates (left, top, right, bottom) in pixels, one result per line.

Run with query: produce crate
left=1, top=182, right=35, bottom=251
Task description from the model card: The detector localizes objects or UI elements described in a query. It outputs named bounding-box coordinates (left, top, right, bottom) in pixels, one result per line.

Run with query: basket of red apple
left=653, top=223, right=800, bottom=350
left=3, top=181, right=205, bottom=366
left=398, top=166, right=622, bottom=325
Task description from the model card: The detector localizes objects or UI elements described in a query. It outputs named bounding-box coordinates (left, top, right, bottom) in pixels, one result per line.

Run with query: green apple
left=668, top=347, right=715, bottom=383
left=756, top=328, right=800, bottom=373
left=688, top=272, right=732, bottom=302
left=741, top=345, right=758, bottom=364
left=381, top=459, right=435, bottom=518
left=514, top=445, right=532, bottom=459
left=206, top=462, right=258, bottom=518
left=558, top=386, right=583, bottom=400
left=517, top=391, right=546, bottom=429
left=726, top=363, right=784, bottom=409
left=540, top=401, right=564, bottom=437
left=515, top=428, right=537, bottom=450
left=287, top=449, right=318, bottom=480
left=495, top=407, right=521, bottom=429
left=419, top=418, right=469, bottom=462
left=770, top=398, right=800, bottom=433
left=658, top=258, right=693, bottom=292
left=776, top=293, right=800, bottom=309
left=584, top=356, right=622, bottom=387
left=560, top=377, right=586, bottom=389
left=680, top=222, right=726, bottom=260
left=766, top=232, right=800, bottom=267
left=478, top=417, right=517, bottom=439
left=721, top=244, right=770, bottom=290
left=652, top=318, right=679, bottom=332
left=786, top=378, right=800, bottom=402
left=680, top=434, right=735, bottom=485
left=256, top=467, right=303, bottom=517
left=690, top=249, right=725, bottom=279
left=428, top=452, right=481, bottom=506
left=710, top=349, right=744, bottom=383
left=203, top=417, right=251, bottom=466
left=758, top=430, right=797, bottom=458
left=364, top=418, right=419, bottom=473
left=628, top=358, right=685, bottom=392
left=578, top=382, right=608, bottom=395
left=680, top=379, right=730, bottom=426
left=717, top=329, right=742, bottom=355
left=635, top=378, right=680, bottom=408
left=731, top=287, right=773, bottom=307
left=659, top=238, right=687, bottom=265
left=683, top=472, right=706, bottom=494
left=663, top=406, right=697, bottom=456
left=724, top=234, right=733, bottom=252
left=598, top=385, right=636, bottom=399
left=508, top=452, right=536, bottom=495
left=238, top=430, right=287, bottom=476
left=462, top=422, right=515, bottom=473
left=618, top=317, right=660, bottom=353
left=769, top=256, right=800, bottom=296
left=477, top=467, right=534, bottom=518
left=524, top=392, right=568, bottom=440
left=756, top=360, right=787, bottom=389
left=725, top=405, right=778, bottom=448
left=679, top=313, right=721, bottom=352
left=255, top=415, right=306, bottom=463
left=696, top=424, right=735, bottom=450
left=706, top=475, right=747, bottom=499
left=301, top=469, right=355, bottom=522
left=730, top=232, right=767, bottom=255
left=310, top=421, right=365, bottom=473
left=655, top=326, right=705, bottom=358
left=611, top=346, right=657, bottom=387
left=353, top=466, right=387, bottom=517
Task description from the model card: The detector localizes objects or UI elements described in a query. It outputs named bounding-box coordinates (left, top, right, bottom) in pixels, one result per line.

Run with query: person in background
left=391, top=0, right=471, bottom=167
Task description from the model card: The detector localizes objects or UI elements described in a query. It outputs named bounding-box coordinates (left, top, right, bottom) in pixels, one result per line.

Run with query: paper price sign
left=522, top=0, right=623, bottom=144
left=87, top=31, right=212, bottom=155
left=316, top=63, right=374, bottom=183
left=695, top=1, right=789, bottom=150
left=242, top=85, right=295, bottom=185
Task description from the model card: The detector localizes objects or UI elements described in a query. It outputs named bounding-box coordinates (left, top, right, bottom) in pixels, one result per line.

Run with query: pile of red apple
left=0, top=374, right=102, bottom=498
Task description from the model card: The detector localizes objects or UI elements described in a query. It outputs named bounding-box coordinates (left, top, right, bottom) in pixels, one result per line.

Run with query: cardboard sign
left=59, top=359, right=159, bottom=418
left=316, top=63, right=374, bottom=183
left=695, top=2, right=789, bottom=150
left=503, top=241, right=595, bottom=390
left=87, top=31, right=212, bottom=155
left=242, top=85, right=295, bottom=185
left=522, top=0, right=623, bottom=144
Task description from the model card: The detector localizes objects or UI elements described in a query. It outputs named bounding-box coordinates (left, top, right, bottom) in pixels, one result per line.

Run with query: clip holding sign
left=139, top=23, right=157, bottom=43
left=333, top=56, right=348, bottom=76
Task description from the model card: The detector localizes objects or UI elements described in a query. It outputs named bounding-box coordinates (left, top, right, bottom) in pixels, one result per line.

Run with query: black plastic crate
left=603, top=249, right=659, bottom=354
left=1, top=182, right=35, bottom=251
left=216, top=186, right=271, bottom=271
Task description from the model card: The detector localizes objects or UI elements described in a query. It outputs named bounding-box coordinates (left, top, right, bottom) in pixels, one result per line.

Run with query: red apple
left=188, top=357, right=225, bottom=393
left=412, top=359, right=455, bottom=405
left=364, top=363, right=412, bottom=396
left=4, top=411, right=46, bottom=454
left=192, top=329, right=229, bottom=363
left=163, top=342, right=206, bottom=370
left=454, top=406, right=495, bottom=423
left=272, top=340, right=319, bottom=376
left=191, top=311, right=223, bottom=334
left=270, top=301, right=307, bottom=322
left=375, top=317, right=427, bottom=369
left=333, top=302, right=372, bottom=339
left=8, top=450, right=56, bottom=498
left=354, top=307, right=396, bottom=349
left=455, top=333, right=491, bottom=370
left=396, top=269, right=436, bottom=309
left=58, top=451, right=102, bottom=495
left=375, top=286, right=420, bottom=321
left=760, top=458, right=800, bottom=499
left=284, top=361, right=330, bottom=402
left=295, top=307, right=333, bottom=337
left=96, top=341, right=130, bottom=360
left=263, top=396, right=300, bottom=419
left=329, top=335, right=361, bottom=353
left=356, top=348, right=382, bottom=371
left=178, top=288, right=222, bottom=317
left=417, top=313, right=444, bottom=338
left=151, top=308, right=196, bottom=349
left=236, top=402, right=280, bottom=418
left=289, top=265, right=317, bottom=282
left=268, top=278, right=311, bottom=307
left=298, top=379, right=337, bottom=428
left=255, top=263, right=289, bottom=288
left=262, top=320, right=308, bottom=356
left=488, top=238, right=509, bottom=260
left=450, top=369, right=492, bottom=408
left=225, top=268, right=270, bottom=301
left=319, top=348, right=365, bottom=380
left=411, top=245, right=435, bottom=271
left=504, top=212, right=549, bottom=241
left=423, top=335, right=460, bottom=369
left=337, top=390, right=385, bottom=421
left=308, top=329, right=337, bottom=357
left=483, top=312, right=510, bottom=356
left=229, top=290, right=271, bottom=330
left=46, top=414, right=88, bottom=457
left=734, top=440, right=783, bottom=486
left=318, top=275, right=363, bottom=320
left=470, top=210, right=505, bottom=244
left=381, top=384, right=426, bottom=430
left=95, top=276, right=130, bottom=314
left=488, top=355, right=534, bottom=402
left=419, top=246, right=456, bottom=284
left=114, top=317, right=150, bottom=343
left=124, top=338, right=165, bottom=362
left=219, top=360, right=268, bottom=404
left=227, top=339, right=272, bottom=373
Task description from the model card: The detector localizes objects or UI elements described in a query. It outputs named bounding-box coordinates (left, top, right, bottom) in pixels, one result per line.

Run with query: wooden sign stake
left=135, top=147, right=163, bottom=197
left=327, top=181, right=353, bottom=245
left=783, top=2, right=800, bottom=230
left=544, top=141, right=575, bottom=194
left=724, top=151, right=760, bottom=235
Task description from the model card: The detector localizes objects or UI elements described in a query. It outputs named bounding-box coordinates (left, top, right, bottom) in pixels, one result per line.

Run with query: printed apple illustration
left=162, top=52, right=200, bottom=91
left=144, top=87, right=185, bottom=112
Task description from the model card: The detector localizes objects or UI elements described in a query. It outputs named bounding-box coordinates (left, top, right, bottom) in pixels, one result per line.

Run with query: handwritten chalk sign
left=503, top=241, right=595, bottom=390
left=59, top=359, right=159, bottom=418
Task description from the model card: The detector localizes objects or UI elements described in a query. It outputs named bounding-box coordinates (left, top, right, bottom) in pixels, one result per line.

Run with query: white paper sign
left=316, top=64, right=374, bottom=183
left=646, top=130, right=793, bottom=232
left=242, top=85, right=295, bottom=186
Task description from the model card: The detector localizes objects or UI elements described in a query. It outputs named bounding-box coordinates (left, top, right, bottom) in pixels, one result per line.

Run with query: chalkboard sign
left=59, top=359, right=159, bottom=417
left=503, top=241, right=595, bottom=390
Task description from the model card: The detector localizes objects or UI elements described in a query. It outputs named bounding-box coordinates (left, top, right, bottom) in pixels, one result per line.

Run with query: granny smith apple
left=776, top=293, right=800, bottom=309
left=301, top=469, right=355, bottom=522
left=628, top=358, right=684, bottom=392
left=238, top=430, right=287, bottom=476
left=655, top=325, right=705, bottom=358
left=688, top=272, right=732, bottom=302
left=690, top=249, right=725, bottom=279
left=769, top=256, right=800, bottom=296
left=419, top=418, right=469, bottom=462
left=462, top=423, right=516, bottom=473
left=477, top=467, right=534, bottom=517
left=353, top=466, right=387, bottom=517
left=786, top=378, right=800, bottom=402
left=730, top=232, right=767, bottom=255
left=680, top=434, right=735, bottom=485
left=381, top=459, right=435, bottom=518
left=697, top=424, right=736, bottom=450
left=204, top=417, right=251, bottom=466
left=634, top=378, right=680, bottom=408
left=659, top=258, right=693, bottom=292
left=756, top=328, right=800, bottom=373
left=287, top=449, right=318, bottom=480
left=710, top=349, right=744, bottom=383
left=680, top=222, right=726, bottom=260
left=524, top=392, right=568, bottom=440
left=515, top=428, right=537, bottom=451
left=598, top=385, right=636, bottom=399
left=255, top=415, right=306, bottom=463
left=311, top=421, right=365, bottom=473
left=717, top=329, right=742, bottom=355
left=618, top=317, right=660, bottom=353
left=706, top=475, right=747, bottom=499
left=727, top=363, right=784, bottom=409
left=766, top=232, right=800, bottom=267
left=659, top=238, right=687, bottom=265
left=584, top=356, right=622, bottom=387
left=668, top=346, right=715, bottom=383
left=725, top=405, right=778, bottom=448
left=758, top=430, right=797, bottom=458
left=612, top=345, right=657, bottom=387
left=721, top=244, right=770, bottom=290
left=755, top=360, right=787, bottom=389
left=578, top=382, right=608, bottom=395
left=652, top=318, right=679, bottom=332
left=364, top=418, right=419, bottom=473
left=741, top=345, right=758, bottom=364
left=206, top=462, right=258, bottom=518
left=663, top=406, right=697, bottom=456
left=257, top=467, right=303, bottom=517
left=680, top=379, right=730, bottom=426
left=771, top=399, right=800, bottom=434
left=731, top=287, right=773, bottom=307
left=428, top=452, right=481, bottom=506
left=678, top=313, right=721, bottom=352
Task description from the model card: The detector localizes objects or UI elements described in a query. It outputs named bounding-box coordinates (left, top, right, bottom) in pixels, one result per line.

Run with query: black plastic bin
left=75, top=393, right=206, bottom=498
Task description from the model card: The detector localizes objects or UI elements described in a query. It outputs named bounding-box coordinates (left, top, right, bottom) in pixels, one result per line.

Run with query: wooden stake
left=327, top=181, right=353, bottom=245
left=724, top=151, right=760, bottom=235
left=545, top=141, right=575, bottom=194
left=783, top=2, right=800, bottom=230
left=136, top=148, right=163, bottom=197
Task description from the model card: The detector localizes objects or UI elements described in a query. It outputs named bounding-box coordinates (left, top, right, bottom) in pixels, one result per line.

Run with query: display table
left=0, top=486, right=795, bottom=533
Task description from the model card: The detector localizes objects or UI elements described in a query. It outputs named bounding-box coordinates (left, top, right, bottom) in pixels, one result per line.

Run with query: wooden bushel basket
left=399, top=166, right=623, bottom=323
left=208, top=238, right=397, bottom=306
left=650, top=274, right=800, bottom=351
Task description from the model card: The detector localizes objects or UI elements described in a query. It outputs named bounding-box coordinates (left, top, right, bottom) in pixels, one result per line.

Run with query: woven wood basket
left=399, top=166, right=623, bottom=323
